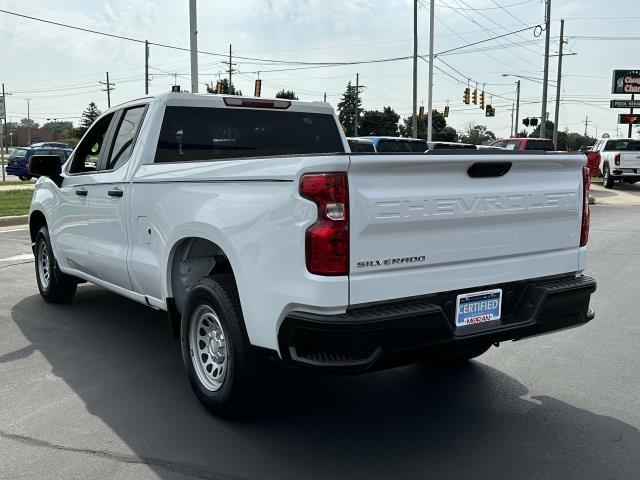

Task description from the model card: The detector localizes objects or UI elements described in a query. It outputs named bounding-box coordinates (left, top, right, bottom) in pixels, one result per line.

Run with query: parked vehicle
left=357, top=136, right=428, bottom=152
left=585, top=148, right=601, bottom=179
left=426, top=141, right=476, bottom=150
left=28, top=93, right=596, bottom=417
left=590, top=138, right=640, bottom=188
left=347, top=137, right=375, bottom=153
left=30, top=141, right=71, bottom=149
left=490, top=138, right=555, bottom=151
left=6, top=146, right=72, bottom=180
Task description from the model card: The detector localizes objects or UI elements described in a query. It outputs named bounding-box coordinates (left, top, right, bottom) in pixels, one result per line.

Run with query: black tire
left=34, top=226, right=77, bottom=303
left=428, top=342, right=492, bottom=364
left=603, top=164, right=614, bottom=189
left=180, top=274, right=263, bottom=418
left=19, top=176, right=30, bottom=181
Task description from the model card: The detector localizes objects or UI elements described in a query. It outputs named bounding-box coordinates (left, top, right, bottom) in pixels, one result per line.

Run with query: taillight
left=299, top=173, right=349, bottom=276
left=580, top=166, right=590, bottom=247
left=614, top=153, right=621, bottom=166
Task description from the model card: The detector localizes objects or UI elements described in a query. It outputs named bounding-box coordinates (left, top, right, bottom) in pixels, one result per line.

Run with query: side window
left=69, top=114, right=114, bottom=174
left=105, top=106, right=146, bottom=171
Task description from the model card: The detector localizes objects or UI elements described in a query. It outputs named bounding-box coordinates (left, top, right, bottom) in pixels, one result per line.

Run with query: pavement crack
left=0, top=429, right=250, bottom=480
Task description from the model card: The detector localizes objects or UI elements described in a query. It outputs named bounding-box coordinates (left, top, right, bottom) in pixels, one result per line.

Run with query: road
left=0, top=206, right=639, bottom=480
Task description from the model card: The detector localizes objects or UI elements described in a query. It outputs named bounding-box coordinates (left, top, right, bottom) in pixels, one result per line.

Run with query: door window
left=105, top=106, right=146, bottom=170
left=68, top=114, right=114, bottom=174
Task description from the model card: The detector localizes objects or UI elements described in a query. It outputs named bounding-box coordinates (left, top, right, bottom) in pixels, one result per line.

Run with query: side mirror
left=28, top=155, right=62, bottom=178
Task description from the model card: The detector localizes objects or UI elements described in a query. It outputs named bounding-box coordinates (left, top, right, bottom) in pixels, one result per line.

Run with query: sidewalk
left=0, top=183, right=35, bottom=192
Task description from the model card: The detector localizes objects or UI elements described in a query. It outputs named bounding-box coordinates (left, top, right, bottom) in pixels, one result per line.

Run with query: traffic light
left=472, top=89, right=477, bottom=105
left=485, top=105, right=495, bottom=117
left=171, top=85, right=181, bottom=92
left=444, top=105, right=450, bottom=118
left=463, top=88, right=471, bottom=105
left=523, top=118, right=530, bottom=127
left=419, top=105, right=425, bottom=119
left=530, top=117, right=539, bottom=127
left=479, top=91, right=485, bottom=110
left=254, top=79, right=262, bottom=97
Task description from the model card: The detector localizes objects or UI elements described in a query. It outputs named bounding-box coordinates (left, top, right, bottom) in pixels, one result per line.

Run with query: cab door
left=88, top=105, right=147, bottom=291
left=53, top=113, right=115, bottom=276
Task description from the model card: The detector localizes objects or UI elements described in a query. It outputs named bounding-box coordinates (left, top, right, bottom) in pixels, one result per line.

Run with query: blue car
left=6, top=146, right=73, bottom=180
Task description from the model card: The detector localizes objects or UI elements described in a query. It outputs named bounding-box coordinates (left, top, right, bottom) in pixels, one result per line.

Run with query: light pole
left=426, top=0, right=435, bottom=142
left=501, top=76, right=522, bottom=137
left=189, top=0, right=199, bottom=93
left=540, top=0, right=551, bottom=139
left=26, top=99, right=32, bottom=145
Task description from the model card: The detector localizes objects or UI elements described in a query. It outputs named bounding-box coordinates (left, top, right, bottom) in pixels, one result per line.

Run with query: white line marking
left=0, top=253, right=34, bottom=262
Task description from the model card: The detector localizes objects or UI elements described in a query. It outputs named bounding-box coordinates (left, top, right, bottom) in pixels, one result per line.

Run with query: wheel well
left=29, top=211, right=47, bottom=243
left=169, top=237, right=234, bottom=314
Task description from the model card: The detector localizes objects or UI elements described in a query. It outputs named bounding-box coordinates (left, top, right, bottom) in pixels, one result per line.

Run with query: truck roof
left=105, top=93, right=336, bottom=116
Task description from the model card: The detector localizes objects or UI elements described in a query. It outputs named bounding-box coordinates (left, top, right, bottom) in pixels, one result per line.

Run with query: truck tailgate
left=348, top=153, right=585, bottom=305
left=621, top=152, right=640, bottom=169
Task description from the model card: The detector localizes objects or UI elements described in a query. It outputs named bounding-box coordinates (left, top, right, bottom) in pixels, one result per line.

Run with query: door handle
left=75, top=188, right=88, bottom=196
left=107, top=188, right=124, bottom=198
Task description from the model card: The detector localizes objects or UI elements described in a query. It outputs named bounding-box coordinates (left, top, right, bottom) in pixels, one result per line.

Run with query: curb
left=0, top=215, right=29, bottom=227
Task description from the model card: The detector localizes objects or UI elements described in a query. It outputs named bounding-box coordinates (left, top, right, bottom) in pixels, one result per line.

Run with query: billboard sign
left=612, top=70, right=640, bottom=94
left=618, top=114, right=640, bottom=125
left=610, top=99, right=640, bottom=108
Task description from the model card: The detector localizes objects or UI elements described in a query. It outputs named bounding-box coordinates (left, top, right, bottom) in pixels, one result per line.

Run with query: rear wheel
left=19, top=175, right=31, bottom=181
left=180, top=274, right=263, bottom=417
left=603, top=164, right=614, bottom=189
left=35, top=226, right=77, bottom=303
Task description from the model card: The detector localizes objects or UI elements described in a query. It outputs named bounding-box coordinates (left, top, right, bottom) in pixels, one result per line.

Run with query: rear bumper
left=278, top=274, right=596, bottom=372
left=612, top=168, right=640, bottom=177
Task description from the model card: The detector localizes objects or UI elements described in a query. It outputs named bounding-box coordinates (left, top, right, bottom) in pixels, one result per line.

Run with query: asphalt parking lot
left=0, top=205, right=639, bottom=480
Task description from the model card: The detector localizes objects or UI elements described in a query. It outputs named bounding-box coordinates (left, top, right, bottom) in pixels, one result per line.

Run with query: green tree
left=459, top=124, right=496, bottom=145
left=275, top=89, right=298, bottom=100
left=337, top=82, right=363, bottom=137
left=77, top=102, right=101, bottom=136
left=398, top=110, right=454, bottom=140
left=360, top=107, right=400, bottom=136
left=19, top=118, right=39, bottom=129
left=206, top=79, right=242, bottom=95
left=42, top=121, right=73, bottom=134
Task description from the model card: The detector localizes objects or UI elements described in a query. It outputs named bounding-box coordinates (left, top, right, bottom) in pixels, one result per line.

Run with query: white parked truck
left=28, top=93, right=596, bottom=416
left=591, top=137, right=640, bottom=188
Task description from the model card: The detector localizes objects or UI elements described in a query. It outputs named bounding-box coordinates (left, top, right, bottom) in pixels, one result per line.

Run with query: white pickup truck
left=591, top=137, right=640, bottom=188
left=28, top=93, right=596, bottom=416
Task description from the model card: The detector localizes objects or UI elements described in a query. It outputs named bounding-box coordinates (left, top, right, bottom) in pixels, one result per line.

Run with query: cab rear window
left=155, top=106, right=345, bottom=162
left=377, top=140, right=427, bottom=153
left=604, top=140, right=640, bottom=151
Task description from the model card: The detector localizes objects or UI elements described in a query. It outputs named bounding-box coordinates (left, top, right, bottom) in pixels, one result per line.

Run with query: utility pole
left=427, top=0, right=435, bottom=142
left=222, top=45, right=237, bottom=93
left=354, top=73, right=360, bottom=137
left=510, top=102, right=515, bottom=137
left=584, top=116, right=591, bottom=136
left=189, top=0, right=199, bottom=93
left=145, top=40, right=150, bottom=95
left=1, top=83, right=8, bottom=153
left=552, top=19, right=565, bottom=149
left=412, top=0, right=418, bottom=138
left=26, top=99, right=31, bottom=145
left=323, top=93, right=326, bottom=102
left=515, top=80, right=521, bottom=137
left=540, top=0, right=551, bottom=139
left=100, top=72, right=115, bottom=108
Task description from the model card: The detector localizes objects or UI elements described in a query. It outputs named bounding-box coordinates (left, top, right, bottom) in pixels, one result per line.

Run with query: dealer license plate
left=455, top=289, right=502, bottom=327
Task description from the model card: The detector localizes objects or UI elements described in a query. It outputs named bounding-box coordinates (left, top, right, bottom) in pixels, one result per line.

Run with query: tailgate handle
left=467, top=162, right=512, bottom=178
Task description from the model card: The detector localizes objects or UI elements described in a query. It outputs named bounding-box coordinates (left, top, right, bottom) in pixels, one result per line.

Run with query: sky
left=1, top=0, right=639, bottom=140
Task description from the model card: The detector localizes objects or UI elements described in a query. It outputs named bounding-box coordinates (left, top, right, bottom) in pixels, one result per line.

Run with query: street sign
left=0, top=96, right=5, bottom=118
left=612, top=70, right=640, bottom=94
left=610, top=99, right=640, bottom=108
left=618, top=113, right=640, bottom=125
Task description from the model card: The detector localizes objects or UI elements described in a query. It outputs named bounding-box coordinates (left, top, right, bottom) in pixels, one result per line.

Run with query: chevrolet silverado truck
left=28, top=93, right=596, bottom=416
left=590, top=137, right=640, bottom=188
